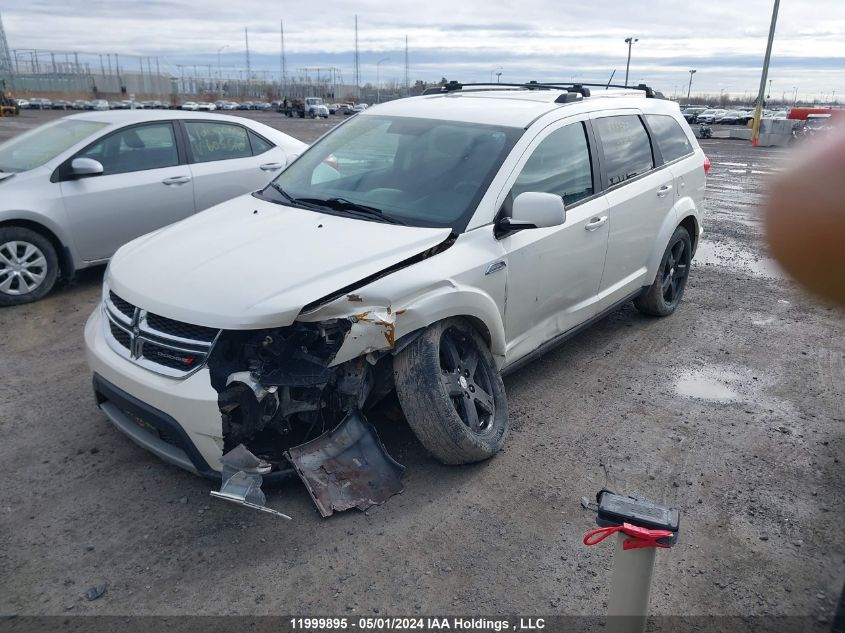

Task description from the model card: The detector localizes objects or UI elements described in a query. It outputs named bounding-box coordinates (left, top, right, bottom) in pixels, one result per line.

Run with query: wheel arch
left=0, top=218, right=75, bottom=278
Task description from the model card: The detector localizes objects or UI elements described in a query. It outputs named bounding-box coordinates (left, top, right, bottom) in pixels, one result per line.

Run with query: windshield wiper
left=294, top=197, right=406, bottom=225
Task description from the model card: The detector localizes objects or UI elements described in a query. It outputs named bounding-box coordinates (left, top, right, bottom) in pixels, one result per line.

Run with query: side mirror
left=496, top=192, right=566, bottom=238
left=70, top=157, right=104, bottom=177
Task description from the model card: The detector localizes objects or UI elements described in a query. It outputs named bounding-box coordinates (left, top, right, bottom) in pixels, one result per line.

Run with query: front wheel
left=0, top=226, right=60, bottom=306
left=394, top=318, right=508, bottom=465
left=634, top=225, right=692, bottom=317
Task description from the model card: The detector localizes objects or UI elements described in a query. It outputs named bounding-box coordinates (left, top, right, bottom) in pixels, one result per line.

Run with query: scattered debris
left=286, top=410, right=404, bottom=517
left=85, top=583, right=107, bottom=601
left=210, top=445, right=292, bottom=520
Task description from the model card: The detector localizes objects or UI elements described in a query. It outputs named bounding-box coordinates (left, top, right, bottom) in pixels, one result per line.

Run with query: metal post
left=686, top=69, right=696, bottom=101
left=624, top=37, right=638, bottom=87
left=751, top=0, right=780, bottom=146
left=607, top=533, right=657, bottom=633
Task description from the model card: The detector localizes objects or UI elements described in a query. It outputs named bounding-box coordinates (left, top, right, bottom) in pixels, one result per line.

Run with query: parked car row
left=682, top=106, right=790, bottom=125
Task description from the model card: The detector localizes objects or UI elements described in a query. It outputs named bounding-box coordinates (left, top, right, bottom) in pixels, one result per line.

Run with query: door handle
left=260, top=162, right=284, bottom=171
left=162, top=175, right=191, bottom=185
left=657, top=184, right=673, bottom=198
left=584, top=216, right=608, bottom=231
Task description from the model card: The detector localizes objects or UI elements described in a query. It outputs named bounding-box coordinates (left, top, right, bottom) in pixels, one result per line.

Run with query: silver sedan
left=0, top=110, right=307, bottom=305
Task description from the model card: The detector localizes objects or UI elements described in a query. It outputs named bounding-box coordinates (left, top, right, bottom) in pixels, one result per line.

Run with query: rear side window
left=185, top=121, right=251, bottom=163
left=645, top=114, right=693, bottom=163
left=249, top=131, right=274, bottom=155
left=511, top=122, right=594, bottom=206
left=593, top=115, right=654, bottom=186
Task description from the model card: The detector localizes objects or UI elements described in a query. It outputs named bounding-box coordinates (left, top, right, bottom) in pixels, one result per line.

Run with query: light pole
left=751, top=0, right=780, bottom=146
left=686, top=69, right=696, bottom=101
left=217, top=45, right=228, bottom=99
left=496, top=71, right=502, bottom=83
left=376, top=58, right=390, bottom=103
left=490, top=67, right=502, bottom=84
left=624, top=37, right=638, bottom=87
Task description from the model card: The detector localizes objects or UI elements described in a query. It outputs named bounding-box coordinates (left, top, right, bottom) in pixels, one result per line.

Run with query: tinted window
left=646, top=114, right=693, bottom=163
left=594, top=115, right=654, bottom=186
left=79, top=123, right=178, bottom=175
left=185, top=121, right=251, bottom=163
left=511, top=122, right=593, bottom=206
left=249, top=131, right=274, bottom=155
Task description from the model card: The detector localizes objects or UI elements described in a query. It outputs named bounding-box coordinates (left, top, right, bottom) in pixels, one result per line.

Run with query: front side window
left=511, top=122, right=593, bottom=206
left=645, top=114, right=694, bottom=163
left=185, top=121, right=251, bottom=163
left=593, top=115, right=654, bottom=186
left=0, top=119, right=108, bottom=173
left=79, top=123, right=178, bottom=175
left=266, top=115, right=522, bottom=230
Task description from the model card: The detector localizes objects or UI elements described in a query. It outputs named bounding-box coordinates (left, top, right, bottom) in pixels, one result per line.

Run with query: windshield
left=265, top=114, right=522, bottom=230
left=0, top=119, right=108, bottom=173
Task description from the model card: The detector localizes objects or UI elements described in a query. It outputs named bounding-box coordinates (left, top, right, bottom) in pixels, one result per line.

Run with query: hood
left=107, top=195, right=452, bottom=330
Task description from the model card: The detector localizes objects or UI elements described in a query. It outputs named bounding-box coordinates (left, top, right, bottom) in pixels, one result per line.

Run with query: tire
left=634, top=225, right=692, bottom=317
left=393, top=317, right=508, bottom=464
left=0, top=226, right=60, bottom=306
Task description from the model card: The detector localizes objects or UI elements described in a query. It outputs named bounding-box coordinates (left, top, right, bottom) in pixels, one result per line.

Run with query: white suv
left=85, top=83, right=707, bottom=481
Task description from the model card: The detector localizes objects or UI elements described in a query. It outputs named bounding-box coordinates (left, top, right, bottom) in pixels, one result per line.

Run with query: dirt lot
left=0, top=109, right=843, bottom=624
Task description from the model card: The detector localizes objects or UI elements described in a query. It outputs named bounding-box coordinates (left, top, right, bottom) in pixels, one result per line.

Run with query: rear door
left=643, top=113, right=704, bottom=217
left=181, top=120, right=288, bottom=211
left=60, top=121, right=195, bottom=262
left=591, top=111, right=675, bottom=308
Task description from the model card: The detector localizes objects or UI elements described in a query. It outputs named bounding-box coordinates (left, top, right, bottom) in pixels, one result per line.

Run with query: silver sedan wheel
left=0, top=240, right=48, bottom=295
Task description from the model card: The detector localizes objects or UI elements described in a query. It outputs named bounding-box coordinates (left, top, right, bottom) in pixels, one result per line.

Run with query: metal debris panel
left=285, top=410, right=405, bottom=517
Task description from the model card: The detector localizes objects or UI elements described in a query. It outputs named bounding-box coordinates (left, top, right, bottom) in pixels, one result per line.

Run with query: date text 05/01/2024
left=289, top=617, right=547, bottom=630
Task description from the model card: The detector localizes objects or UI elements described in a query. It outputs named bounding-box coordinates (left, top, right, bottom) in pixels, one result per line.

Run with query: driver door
left=60, top=122, right=195, bottom=262
left=499, top=118, right=610, bottom=365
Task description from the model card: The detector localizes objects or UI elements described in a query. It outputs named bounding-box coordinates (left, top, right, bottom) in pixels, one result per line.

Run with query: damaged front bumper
left=86, top=306, right=406, bottom=518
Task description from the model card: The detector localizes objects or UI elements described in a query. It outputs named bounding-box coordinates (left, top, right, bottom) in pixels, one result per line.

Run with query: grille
left=146, top=312, right=218, bottom=343
left=103, top=287, right=220, bottom=378
left=108, top=291, right=136, bottom=319
left=108, top=320, right=131, bottom=349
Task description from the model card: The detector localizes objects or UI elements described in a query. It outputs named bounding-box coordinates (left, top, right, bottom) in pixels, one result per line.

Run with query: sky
left=2, top=0, right=844, bottom=101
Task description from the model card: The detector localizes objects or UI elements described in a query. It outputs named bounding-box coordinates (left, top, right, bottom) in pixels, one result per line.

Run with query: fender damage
left=206, top=239, right=454, bottom=518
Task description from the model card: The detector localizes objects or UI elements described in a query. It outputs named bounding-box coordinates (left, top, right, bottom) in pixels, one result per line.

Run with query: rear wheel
left=634, top=225, right=692, bottom=317
left=0, top=226, right=60, bottom=306
left=394, top=318, right=508, bottom=464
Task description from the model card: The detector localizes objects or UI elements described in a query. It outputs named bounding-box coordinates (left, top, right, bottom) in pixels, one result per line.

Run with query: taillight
left=703, top=154, right=711, bottom=176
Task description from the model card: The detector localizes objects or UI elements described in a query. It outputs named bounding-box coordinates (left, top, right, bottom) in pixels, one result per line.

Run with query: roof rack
left=422, top=80, right=658, bottom=99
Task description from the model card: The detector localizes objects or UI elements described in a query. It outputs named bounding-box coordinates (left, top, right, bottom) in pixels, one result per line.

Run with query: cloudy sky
left=3, top=0, right=843, bottom=100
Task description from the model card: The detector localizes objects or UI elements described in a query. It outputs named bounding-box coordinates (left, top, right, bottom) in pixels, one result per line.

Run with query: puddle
left=693, top=239, right=785, bottom=278
left=676, top=372, right=740, bottom=402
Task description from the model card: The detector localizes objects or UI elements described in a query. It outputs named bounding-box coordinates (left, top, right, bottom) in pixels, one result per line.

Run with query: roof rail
left=421, top=80, right=658, bottom=99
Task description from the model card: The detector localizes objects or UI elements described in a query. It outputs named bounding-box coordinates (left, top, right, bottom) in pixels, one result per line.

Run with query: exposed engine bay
left=206, top=317, right=405, bottom=518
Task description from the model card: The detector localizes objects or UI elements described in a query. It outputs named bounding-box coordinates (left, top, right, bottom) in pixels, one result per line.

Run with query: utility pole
left=404, top=34, right=409, bottom=97
left=280, top=20, right=287, bottom=94
left=767, top=78, right=772, bottom=99
left=624, top=37, right=638, bottom=87
left=354, top=15, right=360, bottom=100
left=686, top=69, right=696, bottom=101
left=244, top=27, right=251, bottom=80
left=217, top=45, right=228, bottom=99
left=377, top=58, right=390, bottom=103
left=751, top=0, right=780, bottom=147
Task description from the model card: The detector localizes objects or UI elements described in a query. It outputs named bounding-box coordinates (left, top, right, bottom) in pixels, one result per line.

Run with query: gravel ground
left=0, top=110, right=842, bottom=624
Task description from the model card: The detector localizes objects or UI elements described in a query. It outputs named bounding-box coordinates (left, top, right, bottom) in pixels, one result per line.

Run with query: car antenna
left=606, top=70, right=616, bottom=90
